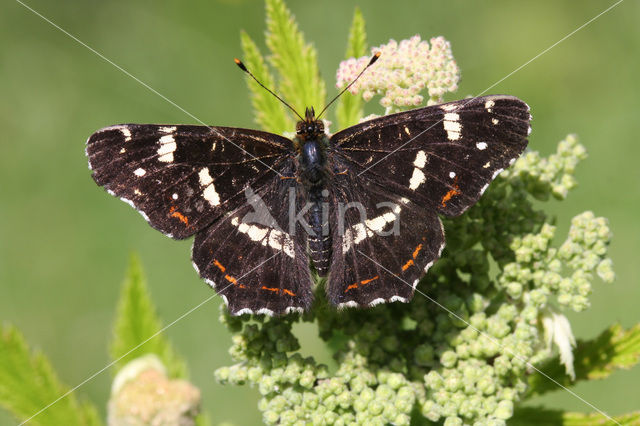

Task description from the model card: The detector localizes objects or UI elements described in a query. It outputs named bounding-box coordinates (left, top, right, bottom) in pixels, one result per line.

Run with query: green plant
left=213, top=0, right=639, bottom=425
left=1, top=1, right=638, bottom=425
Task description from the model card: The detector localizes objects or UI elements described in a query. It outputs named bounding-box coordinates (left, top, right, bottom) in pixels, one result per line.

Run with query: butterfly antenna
left=316, top=52, right=381, bottom=120
left=234, top=58, right=304, bottom=121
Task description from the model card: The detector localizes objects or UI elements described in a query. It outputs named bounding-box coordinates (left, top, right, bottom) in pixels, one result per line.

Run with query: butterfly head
left=296, top=107, right=324, bottom=141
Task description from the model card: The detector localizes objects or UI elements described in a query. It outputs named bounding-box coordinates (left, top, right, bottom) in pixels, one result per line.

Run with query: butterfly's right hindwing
left=86, top=124, right=290, bottom=239
left=191, top=163, right=314, bottom=316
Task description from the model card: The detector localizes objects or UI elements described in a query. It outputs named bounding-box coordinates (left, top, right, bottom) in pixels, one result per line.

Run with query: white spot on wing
left=492, top=118, right=499, bottom=125
left=342, top=205, right=401, bottom=252
left=444, top=112, right=459, bottom=122
left=369, top=298, right=386, bottom=307
left=413, top=150, right=427, bottom=168
left=485, top=99, right=495, bottom=113
left=443, top=112, right=461, bottom=140
left=157, top=134, right=176, bottom=163
left=198, top=167, right=213, bottom=186
left=134, top=168, right=146, bottom=177
left=160, top=126, right=177, bottom=133
left=440, top=103, right=459, bottom=111
left=476, top=142, right=488, bottom=150
left=203, top=184, right=220, bottom=206
left=158, top=153, right=174, bottom=162
left=424, top=260, right=435, bottom=273
left=158, top=134, right=175, bottom=148
left=199, top=168, right=219, bottom=206
left=449, top=171, right=456, bottom=179
left=409, top=168, right=426, bottom=190
left=121, top=127, right=132, bottom=142
left=492, top=168, right=504, bottom=179
left=338, top=301, right=359, bottom=309
left=230, top=217, right=295, bottom=258
left=390, top=295, right=408, bottom=303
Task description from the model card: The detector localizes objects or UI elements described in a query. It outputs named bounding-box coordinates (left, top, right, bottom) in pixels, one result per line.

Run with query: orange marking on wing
left=360, top=276, right=379, bottom=285
left=283, top=289, right=296, bottom=296
left=224, top=275, right=237, bottom=285
left=213, top=259, right=226, bottom=272
left=344, top=283, right=358, bottom=293
left=412, top=244, right=423, bottom=259
left=344, top=276, right=379, bottom=293
left=169, top=205, right=189, bottom=226
left=440, top=178, right=460, bottom=207
left=261, top=286, right=279, bottom=293
left=402, top=259, right=414, bottom=271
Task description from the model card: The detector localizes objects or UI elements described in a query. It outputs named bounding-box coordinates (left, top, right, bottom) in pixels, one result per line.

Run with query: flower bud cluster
left=498, top=210, right=613, bottom=313
left=214, top=133, right=614, bottom=424
left=505, top=134, right=587, bottom=200
left=336, top=35, right=460, bottom=109
left=217, top=43, right=615, bottom=423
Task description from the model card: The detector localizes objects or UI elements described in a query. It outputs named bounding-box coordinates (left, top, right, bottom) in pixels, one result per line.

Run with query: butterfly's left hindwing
left=325, top=162, right=445, bottom=308
left=333, top=95, right=531, bottom=217
left=86, top=124, right=290, bottom=239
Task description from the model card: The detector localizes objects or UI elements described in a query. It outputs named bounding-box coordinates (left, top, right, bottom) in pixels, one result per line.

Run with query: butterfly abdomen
left=307, top=189, right=331, bottom=276
left=296, top=134, right=332, bottom=275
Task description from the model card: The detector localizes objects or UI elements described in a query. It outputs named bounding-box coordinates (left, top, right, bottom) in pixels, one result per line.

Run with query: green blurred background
left=1, top=0, right=638, bottom=424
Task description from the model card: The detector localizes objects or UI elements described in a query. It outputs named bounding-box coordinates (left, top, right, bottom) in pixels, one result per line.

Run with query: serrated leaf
left=336, top=7, right=367, bottom=129
left=528, top=323, right=640, bottom=396
left=265, top=0, right=325, bottom=115
left=510, top=407, right=640, bottom=425
left=0, top=325, right=102, bottom=426
left=110, top=254, right=187, bottom=378
left=240, top=30, right=293, bottom=134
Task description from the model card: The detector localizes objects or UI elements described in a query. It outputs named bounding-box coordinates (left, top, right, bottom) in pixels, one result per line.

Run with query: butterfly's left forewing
left=86, top=124, right=290, bottom=238
left=325, top=95, right=530, bottom=308
left=333, top=95, right=531, bottom=217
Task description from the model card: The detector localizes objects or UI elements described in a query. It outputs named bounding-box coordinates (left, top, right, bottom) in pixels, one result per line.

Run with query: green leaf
left=240, top=30, right=293, bottom=134
left=528, top=323, right=640, bottom=396
left=265, top=0, right=325, bottom=115
left=110, top=254, right=187, bottom=378
left=510, top=407, right=640, bottom=425
left=0, top=325, right=101, bottom=426
left=336, top=7, right=367, bottom=129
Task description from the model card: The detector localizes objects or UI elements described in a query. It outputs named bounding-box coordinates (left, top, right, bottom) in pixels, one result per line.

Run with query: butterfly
left=86, top=57, right=531, bottom=316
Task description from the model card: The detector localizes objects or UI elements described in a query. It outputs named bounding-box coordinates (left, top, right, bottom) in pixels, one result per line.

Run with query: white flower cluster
left=336, top=35, right=460, bottom=108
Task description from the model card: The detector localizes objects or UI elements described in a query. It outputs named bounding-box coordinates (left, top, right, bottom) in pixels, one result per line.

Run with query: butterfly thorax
left=294, top=107, right=328, bottom=186
left=293, top=107, right=331, bottom=275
